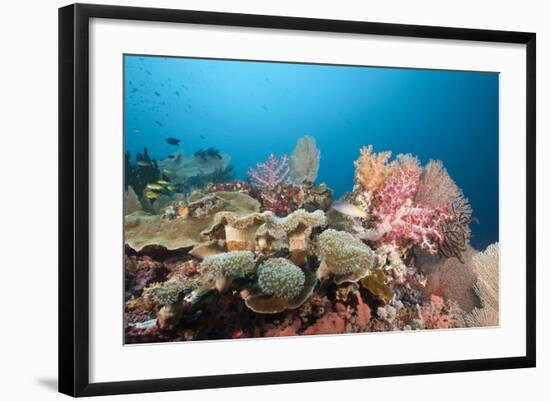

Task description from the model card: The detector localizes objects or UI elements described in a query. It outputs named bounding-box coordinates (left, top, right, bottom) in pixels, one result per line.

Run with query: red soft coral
left=302, top=313, right=346, bottom=335
left=248, top=153, right=290, bottom=191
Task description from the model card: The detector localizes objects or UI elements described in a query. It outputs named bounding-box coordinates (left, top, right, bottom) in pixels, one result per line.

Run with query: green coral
left=257, top=258, right=305, bottom=300
left=199, top=250, right=256, bottom=280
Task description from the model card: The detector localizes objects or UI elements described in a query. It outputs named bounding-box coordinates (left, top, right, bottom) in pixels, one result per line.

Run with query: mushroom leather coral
left=125, top=192, right=260, bottom=251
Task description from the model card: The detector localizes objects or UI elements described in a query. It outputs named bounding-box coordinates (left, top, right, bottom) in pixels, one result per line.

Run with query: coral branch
left=248, top=153, right=290, bottom=190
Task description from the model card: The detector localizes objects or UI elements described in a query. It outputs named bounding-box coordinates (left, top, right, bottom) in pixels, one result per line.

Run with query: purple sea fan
left=248, top=153, right=290, bottom=190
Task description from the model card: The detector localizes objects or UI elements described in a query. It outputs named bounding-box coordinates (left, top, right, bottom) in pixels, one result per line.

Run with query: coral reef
left=290, top=136, right=321, bottom=184
left=123, top=142, right=497, bottom=344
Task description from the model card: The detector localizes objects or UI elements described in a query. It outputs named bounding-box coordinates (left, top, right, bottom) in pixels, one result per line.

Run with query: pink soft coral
left=248, top=153, right=290, bottom=190
left=373, top=166, right=452, bottom=254
left=422, top=295, right=450, bottom=329
left=302, top=313, right=346, bottom=335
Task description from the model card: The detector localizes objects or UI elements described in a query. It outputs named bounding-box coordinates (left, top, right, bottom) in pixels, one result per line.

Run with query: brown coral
left=422, top=245, right=478, bottom=312
left=124, top=186, right=142, bottom=215
left=125, top=192, right=260, bottom=251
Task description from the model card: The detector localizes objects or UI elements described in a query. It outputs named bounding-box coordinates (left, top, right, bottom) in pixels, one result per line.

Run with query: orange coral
left=264, top=319, right=301, bottom=337
left=353, top=145, right=396, bottom=193
left=302, top=313, right=346, bottom=335
left=421, top=295, right=450, bottom=329
left=354, top=292, right=371, bottom=331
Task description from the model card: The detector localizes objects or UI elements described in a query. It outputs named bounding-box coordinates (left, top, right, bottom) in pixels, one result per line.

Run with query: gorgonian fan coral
left=290, top=135, right=321, bottom=184
left=414, top=160, right=473, bottom=261
left=248, top=153, right=290, bottom=190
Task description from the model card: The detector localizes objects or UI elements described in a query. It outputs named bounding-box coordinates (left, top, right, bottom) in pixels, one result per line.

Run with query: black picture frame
left=59, top=3, right=536, bottom=397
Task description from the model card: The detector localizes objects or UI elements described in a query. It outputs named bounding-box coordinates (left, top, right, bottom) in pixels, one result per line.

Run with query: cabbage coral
left=316, top=229, right=376, bottom=283
left=257, top=258, right=306, bottom=300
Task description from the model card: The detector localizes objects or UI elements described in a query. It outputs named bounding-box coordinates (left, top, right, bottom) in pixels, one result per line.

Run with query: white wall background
left=0, top=0, right=546, bottom=399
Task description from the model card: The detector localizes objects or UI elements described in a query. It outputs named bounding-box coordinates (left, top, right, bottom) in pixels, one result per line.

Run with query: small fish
left=177, top=206, right=189, bottom=219
left=146, top=183, right=163, bottom=191
left=154, top=91, right=160, bottom=97
left=162, top=168, right=174, bottom=174
left=332, top=202, right=368, bottom=219
left=157, top=180, right=170, bottom=185
left=200, top=135, right=205, bottom=140
left=137, top=160, right=151, bottom=167
left=131, top=87, right=139, bottom=93
left=155, top=120, right=162, bottom=127
left=144, top=191, right=160, bottom=200
left=133, top=128, right=141, bottom=134
left=166, top=185, right=178, bottom=191
left=165, top=137, right=180, bottom=146
left=175, top=91, right=180, bottom=96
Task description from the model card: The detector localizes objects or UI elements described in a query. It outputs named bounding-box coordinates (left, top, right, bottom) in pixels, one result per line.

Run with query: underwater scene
left=124, top=55, right=499, bottom=343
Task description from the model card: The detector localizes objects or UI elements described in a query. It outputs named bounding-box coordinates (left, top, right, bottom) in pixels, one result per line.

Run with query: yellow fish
left=332, top=202, right=368, bottom=219
left=162, top=168, right=174, bottom=175
left=145, top=191, right=160, bottom=200
left=146, top=183, right=163, bottom=191
left=157, top=180, right=170, bottom=185
left=177, top=206, right=189, bottom=218
left=166, top=185, right=178, bottom=191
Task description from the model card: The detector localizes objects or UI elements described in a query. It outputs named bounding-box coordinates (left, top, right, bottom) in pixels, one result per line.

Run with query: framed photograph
left=59, top=3, right=536, bottom=397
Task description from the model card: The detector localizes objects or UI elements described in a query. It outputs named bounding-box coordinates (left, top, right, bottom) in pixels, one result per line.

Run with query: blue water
left=124, top=55, right=499, bottom=250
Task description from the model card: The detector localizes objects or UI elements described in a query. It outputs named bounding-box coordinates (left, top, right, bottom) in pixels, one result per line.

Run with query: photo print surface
left=123, top=55, right=499, bottom=344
